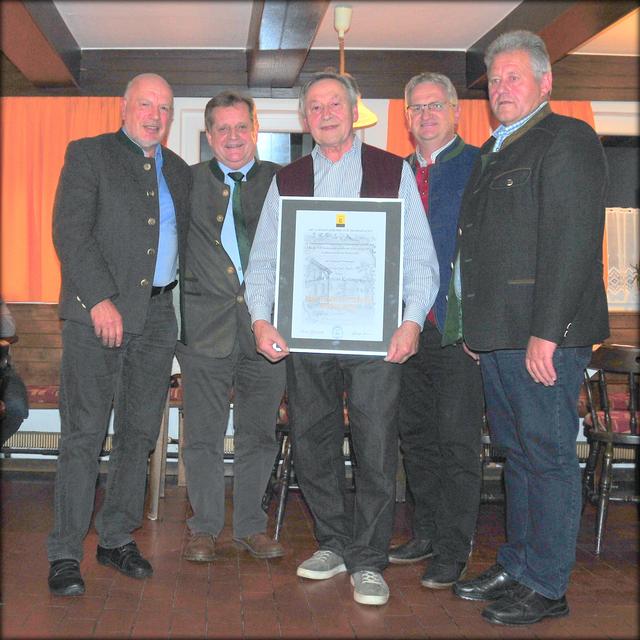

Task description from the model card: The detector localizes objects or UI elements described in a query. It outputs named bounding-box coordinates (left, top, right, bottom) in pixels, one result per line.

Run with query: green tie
left=228, top=171, right=250, bottom=274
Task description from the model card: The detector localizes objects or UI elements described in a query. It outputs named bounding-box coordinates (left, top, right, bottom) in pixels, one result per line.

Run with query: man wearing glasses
left=388, top=73, right=484, bottom=589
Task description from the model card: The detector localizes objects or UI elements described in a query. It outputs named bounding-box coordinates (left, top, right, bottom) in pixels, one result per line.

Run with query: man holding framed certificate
left=245, top=71, right=439, bottom=606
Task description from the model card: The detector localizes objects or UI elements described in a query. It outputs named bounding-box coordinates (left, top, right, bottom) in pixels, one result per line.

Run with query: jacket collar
left=498, top=103, right=552, bottom=151
left=406, top=134, right=467, bottom=169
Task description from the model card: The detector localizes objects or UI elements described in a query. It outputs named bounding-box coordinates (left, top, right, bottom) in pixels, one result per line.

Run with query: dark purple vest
left=276, top=142, right=404, bottom=197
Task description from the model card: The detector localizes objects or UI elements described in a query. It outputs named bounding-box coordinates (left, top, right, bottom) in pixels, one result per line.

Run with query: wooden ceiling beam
left=0, top=0, right=79, bottom=87
left=466, top=0, right=638, bottom=90
left=246, top=0, right=330, bottom=88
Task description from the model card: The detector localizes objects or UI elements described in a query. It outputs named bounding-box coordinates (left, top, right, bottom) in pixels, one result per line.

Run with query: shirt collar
left=415, top=134, right=457, bottom=167
left=312, top=134, right=360, bottom=162
left=492, top=101, right=548, bottom=152
left=218, top=158, right=255, bottom=179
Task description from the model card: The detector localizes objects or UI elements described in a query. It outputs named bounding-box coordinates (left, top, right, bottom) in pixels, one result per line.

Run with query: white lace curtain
left=605, top=207, right=640, bottom=311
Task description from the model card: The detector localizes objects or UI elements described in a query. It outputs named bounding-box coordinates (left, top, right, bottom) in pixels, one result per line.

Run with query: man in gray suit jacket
left=48, top=73, right=191, bottom=597
left=177, top=91, right=285, bottom=562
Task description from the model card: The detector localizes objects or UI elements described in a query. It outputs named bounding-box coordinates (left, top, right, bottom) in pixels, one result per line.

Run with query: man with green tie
left=177, top=91, right=285, bottom=562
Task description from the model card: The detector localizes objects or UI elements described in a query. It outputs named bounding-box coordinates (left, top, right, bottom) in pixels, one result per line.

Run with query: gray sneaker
left=296, top=550, right=347, bottom=580
left=350, top=570, right=390, bottom=605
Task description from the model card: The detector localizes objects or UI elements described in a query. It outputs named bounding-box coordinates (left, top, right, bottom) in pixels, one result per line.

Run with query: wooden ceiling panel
left=466, top=0, right=638, bottom=89
left=0, top=0, right=78, bottom=87
left=247, top=0, right=330, bottom=88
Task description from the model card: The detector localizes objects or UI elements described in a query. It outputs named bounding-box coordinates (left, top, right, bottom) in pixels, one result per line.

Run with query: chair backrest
left=584, top=344, right=640, bottom=436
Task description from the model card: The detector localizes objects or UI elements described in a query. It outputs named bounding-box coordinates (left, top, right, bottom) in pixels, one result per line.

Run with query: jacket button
left=506, top=178, right=514, bottom=187
left=76, top=295, right=82, bottom=302
left=148, top=217, right=156, bottom=225
left=147, top=248, right=156, bottom=256
left=450, top=262, right=454, bottom=269
left=214, top=240, right=221, bottom=246
left=146, top=189, right=155, bottom=197
left=81, top=303, right=87, bottom=309
left=226, top=266, right=235, bottom=274
left=236, top=295, right=244, bottom=304
left=140, top=278, right=150, bottom=287
left=458, top=227, right=462, bottom=236
left=222, top=188, right=229, bottom=197
left=216, top=214, right=224, bottom=223
left=143, top=163, right=152, bottom=171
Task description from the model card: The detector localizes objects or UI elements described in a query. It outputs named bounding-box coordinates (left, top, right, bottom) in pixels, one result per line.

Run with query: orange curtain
left=1, top=97, right=121, bottom=302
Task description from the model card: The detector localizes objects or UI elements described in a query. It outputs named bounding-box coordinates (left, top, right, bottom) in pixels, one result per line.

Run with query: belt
left=151, top=280, right=178, bottom=297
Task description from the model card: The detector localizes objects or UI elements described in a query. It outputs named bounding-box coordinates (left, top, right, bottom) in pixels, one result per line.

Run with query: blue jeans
left=479, top=346, right=591, bottom=599
left=47, top=292, right=177, bottom=562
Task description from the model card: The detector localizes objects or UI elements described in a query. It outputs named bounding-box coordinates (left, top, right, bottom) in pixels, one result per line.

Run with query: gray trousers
left=47, top=292, right=177, bottom=561
left=286, top=354, right=401, bottom=573
left=176, top=341, right=285, bottom=539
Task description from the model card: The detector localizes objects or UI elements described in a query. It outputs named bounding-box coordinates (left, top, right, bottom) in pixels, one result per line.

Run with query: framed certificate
left=274, top=197, right=404, bottom=356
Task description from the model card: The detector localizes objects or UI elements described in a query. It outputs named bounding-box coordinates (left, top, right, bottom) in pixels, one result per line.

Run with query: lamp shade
left=354, top=96, right=378, bottom=129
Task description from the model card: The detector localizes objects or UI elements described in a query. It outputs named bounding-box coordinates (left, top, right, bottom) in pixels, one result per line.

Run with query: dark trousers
left=398, top=322, right=484, bottom=561
left=47, top=292, right=177, bottom=562
left=480, top=346, right=591, bottom=599
left=177, top=340, right=285, bottom=539
left=286, top=353, right=401, bottom=573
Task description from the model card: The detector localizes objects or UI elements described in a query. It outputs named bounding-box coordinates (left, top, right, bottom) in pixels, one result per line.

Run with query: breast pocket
left=489, top=168, right=531, bottom=190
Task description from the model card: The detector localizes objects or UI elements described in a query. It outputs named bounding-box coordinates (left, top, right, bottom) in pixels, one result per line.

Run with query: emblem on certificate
left=274, top=197, right=404, bottom=356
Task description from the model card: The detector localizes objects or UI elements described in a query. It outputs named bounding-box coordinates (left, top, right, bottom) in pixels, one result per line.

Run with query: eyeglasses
left=406, top=101, right=452, bottom=114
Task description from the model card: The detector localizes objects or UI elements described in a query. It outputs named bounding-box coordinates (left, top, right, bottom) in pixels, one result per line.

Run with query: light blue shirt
left=218, top=158, right=255, bottom=285
left=153, top=143, right=178, bottom=285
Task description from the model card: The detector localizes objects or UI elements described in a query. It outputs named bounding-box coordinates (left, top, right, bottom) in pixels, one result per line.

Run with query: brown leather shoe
left=183, top=533, right=216, bottom=562
left=233, top=533, right=285, bottom=559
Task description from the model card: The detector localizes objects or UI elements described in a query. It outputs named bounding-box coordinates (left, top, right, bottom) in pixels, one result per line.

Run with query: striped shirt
left=245, top=135, right=439, bottom=329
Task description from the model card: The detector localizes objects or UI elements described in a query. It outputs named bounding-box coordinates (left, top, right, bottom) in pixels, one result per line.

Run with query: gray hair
left=484, top=30, right=551, bottom=80
left=298, top=70, right=358, bottom=115
left=404, top=72, right=458, bottom=107
left=204, top=90, right=257, bottom=132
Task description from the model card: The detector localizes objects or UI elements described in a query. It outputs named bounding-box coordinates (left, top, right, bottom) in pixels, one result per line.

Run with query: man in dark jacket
left=177, top=91, right=285, bottom=563
left=48, top=73, right=191, bottom=596
left=388, top=73, right=484, bottom=589
left=448, top=31, right=609, bottom=625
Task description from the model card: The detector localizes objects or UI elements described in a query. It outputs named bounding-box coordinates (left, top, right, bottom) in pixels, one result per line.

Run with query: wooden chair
left=146, top=374, right=185, bottom=520
left=582, top=343, right=640, bottom=554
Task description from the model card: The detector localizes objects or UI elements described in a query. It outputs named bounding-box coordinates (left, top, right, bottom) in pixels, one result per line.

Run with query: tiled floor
left=1, top=470, right=638, bottom=639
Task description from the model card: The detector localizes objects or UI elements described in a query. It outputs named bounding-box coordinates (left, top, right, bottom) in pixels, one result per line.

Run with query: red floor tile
left=1, top=471, right=638, bottom=639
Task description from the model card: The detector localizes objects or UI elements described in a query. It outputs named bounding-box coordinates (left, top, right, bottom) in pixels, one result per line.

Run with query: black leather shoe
left=453, top=563, right=518, bottom=601
left=48, top=559, right=85, bottom=596
left=421, top=557, right=467, bottom=589
left=482, top=583, right=569, bottom=625
left=96, top=541, right=153, bottom=579
left=388, top=538, right=433, bottom=564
